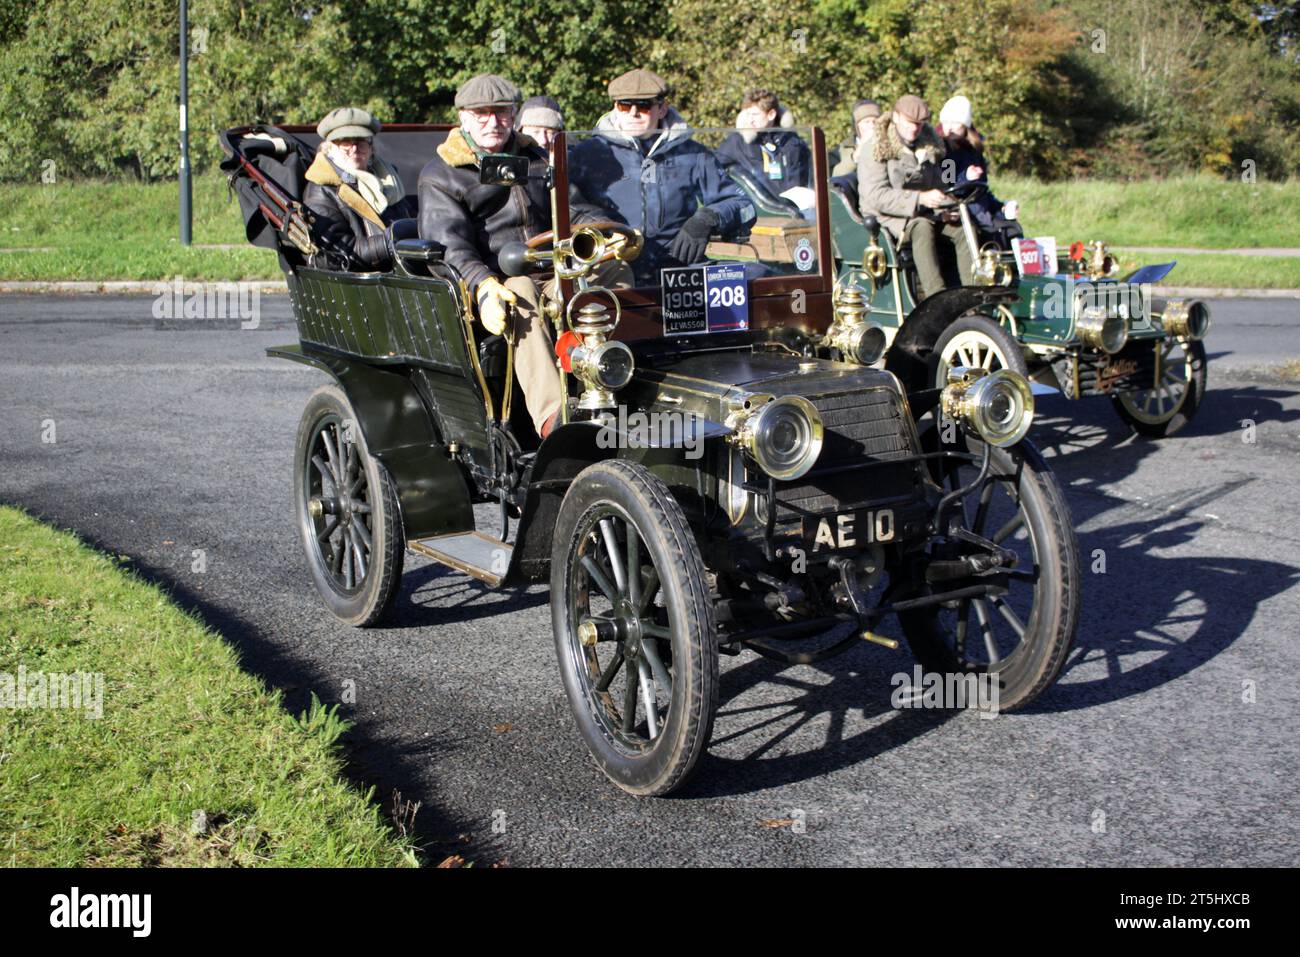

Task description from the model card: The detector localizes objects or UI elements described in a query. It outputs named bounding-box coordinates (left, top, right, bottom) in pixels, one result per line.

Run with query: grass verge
left=1117, top=252, right=1300, bottom=290
left=1, top=172, right=1298, bottom=286
left=0, top=505, right=418, bottom=867
left=1002, top=174, right=1300, bottom=249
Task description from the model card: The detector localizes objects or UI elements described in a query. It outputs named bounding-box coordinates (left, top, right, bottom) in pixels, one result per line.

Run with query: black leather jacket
left=302, top=153, right=415, bottom=269
left=418, top=129, right=600, bottom=296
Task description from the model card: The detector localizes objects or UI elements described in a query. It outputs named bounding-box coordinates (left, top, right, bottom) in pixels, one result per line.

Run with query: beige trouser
left=903, top=217, right=974, bottom=298
left=493, top=259, right=634, bottom=435
left=500, top=274, right=564, bottom=435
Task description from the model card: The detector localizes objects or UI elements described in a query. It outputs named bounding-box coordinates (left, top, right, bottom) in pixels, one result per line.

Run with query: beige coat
left=856, top=114, right=945, bottom=239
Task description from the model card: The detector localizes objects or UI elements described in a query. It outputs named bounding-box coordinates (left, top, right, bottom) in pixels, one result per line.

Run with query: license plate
left=802, top=509, right=896, bottom=552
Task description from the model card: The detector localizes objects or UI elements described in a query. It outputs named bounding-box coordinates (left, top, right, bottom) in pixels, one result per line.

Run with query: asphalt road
left=2, top=293, right=1298, bottom=867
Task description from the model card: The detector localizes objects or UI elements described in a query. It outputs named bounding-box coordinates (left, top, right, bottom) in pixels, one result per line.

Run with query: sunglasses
left=614, top=98, right=660, bottom=113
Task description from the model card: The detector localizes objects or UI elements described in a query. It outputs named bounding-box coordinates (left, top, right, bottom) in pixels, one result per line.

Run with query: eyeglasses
left=466, top=107, right=515, bottom=123
left=614, top=99, right=660, bottom=114
left=332, top=138, right=372, bottom=149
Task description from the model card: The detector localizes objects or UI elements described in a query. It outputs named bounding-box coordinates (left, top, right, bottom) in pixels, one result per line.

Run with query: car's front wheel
left=294, top=384, right=404, bottom=626
left=1112, top=338, right=1206, bottom=437
left=550, top=460, right=718, bottom=796
left=931, top=312, right=1030, bottom=389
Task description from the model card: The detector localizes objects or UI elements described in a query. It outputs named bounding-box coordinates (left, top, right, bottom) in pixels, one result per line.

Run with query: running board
left=408, top=532, right=512, bottom=586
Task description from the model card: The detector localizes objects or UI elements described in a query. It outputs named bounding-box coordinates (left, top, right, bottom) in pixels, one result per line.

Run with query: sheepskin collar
left=304, top=150, right=404, bottom=228
left=870, top=114, right=944, bottom=164
left=436, top=128, right=540, bottom=168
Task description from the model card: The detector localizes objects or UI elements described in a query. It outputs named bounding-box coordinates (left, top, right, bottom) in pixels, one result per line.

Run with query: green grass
left=1, top=172, right=1298, bottom=285
left=1002, top=174, right=1300, bottom=250
left=0, top=506, right=419, bottom=867
left=0, top=173, right=281, bottom=281
left=1113, top=251, right=1300, bottom=289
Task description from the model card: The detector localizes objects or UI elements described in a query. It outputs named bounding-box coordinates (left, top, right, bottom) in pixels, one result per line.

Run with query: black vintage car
left=221, top=123, right=1081, bottom=796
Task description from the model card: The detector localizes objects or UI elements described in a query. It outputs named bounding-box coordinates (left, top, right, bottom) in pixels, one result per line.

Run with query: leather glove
left=667, top=207, right=720, bottom=265
left=475, top=277, right=516, bottom=336
left=354, top=233, right=391, bottom=269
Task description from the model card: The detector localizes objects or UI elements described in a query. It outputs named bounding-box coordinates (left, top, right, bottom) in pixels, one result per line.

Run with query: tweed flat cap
left=317, top=107, right=380, bottom=142
left=892, top=94, right=930, bottom=123
left=607, top=68, right=670, bottom=100
left=455, top=74, right=521, bottom=110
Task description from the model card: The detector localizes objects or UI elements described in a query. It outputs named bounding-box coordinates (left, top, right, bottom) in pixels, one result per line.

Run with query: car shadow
left=674, top=379, right=1300, bottom=796
left=382, top=560, right=550, bottom=629
left=679, top=641, right=962, bottom=798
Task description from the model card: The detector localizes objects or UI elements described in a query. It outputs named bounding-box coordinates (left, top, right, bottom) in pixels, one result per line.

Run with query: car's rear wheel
left=1112, top=338, right=1206, bottom=437
left=551, top=460, right=718, bottom=796
left=294, top=384, right=403, bottom=626
left=932, top=313, right=1029, bottom=389
left=898, top=436, right=1079, bottom=711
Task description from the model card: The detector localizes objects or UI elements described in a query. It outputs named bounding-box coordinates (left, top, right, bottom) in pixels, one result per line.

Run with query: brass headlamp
left=1087, top=241, right=1118, bottom=280
left=941, top=366, right=1035, bottom=448
left=827, top=272, right=887, bottom=365
left=974, top=242, right=1014, bottom=287
left=1160, top=299, right=1211, bottom=341
left=566, top=291, right=633, bottom=411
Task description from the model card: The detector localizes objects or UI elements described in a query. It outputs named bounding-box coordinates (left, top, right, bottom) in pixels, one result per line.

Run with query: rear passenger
left=303, top=107, right=416, bottom=270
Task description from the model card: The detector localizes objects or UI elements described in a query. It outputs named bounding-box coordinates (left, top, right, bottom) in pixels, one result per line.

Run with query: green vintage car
left=806, top=173, right=1211, bottom=437
left=222, top=123, right=1081, bottom=797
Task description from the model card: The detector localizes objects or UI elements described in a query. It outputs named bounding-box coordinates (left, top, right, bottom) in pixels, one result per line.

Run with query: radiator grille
left=771, top=386, right=919, bottom=514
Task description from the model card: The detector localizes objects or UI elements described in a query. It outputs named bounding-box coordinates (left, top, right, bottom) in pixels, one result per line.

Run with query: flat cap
left=317, top=107, right=380, bottom=142
left=852, top=99, right=882, bottom=125
left=455, top=74, right=521, bottom=110
left=607, top=68, right=670, bottom=100
left=892, top=94, right=930, bottom=123
left=518, top=95, right=564, bottom=130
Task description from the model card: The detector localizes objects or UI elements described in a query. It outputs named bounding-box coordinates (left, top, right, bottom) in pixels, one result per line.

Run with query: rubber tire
left=931, top=312, right=1030, bottom=389
left=898, top=439, right=1080, bottom=711
left=550, top=460, right=719, bottom=797
left=294, top=384, right=404, bottom=627
left=1111, top=339, right=1207, bottom=438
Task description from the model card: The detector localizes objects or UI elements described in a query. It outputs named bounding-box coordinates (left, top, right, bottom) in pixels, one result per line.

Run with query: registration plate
left=802, top=509, right=896, bottom=552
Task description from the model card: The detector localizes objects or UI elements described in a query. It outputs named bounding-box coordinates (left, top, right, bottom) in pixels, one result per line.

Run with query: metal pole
left=179, top=0, right=192, bottom=245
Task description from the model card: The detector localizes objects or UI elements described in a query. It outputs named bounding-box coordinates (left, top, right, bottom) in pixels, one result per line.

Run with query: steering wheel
left=526, top=220, right=644, bottom=264
left=942, top=179, right=989, bottom=204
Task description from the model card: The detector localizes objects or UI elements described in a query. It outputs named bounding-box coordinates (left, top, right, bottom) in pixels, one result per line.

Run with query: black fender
left=508, top=416, right=731, bottom=584
left=884, top=286, right=1020, bottom=392
left=509, top=421, right=606, bottom=583
left=268, top=343, right=475, bottom=541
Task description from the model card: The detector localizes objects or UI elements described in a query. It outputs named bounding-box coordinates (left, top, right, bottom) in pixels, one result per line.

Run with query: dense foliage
left=0, top=0, right=1295, bottom=181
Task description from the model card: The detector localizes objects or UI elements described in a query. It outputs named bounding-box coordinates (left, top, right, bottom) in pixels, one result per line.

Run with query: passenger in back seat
left=303, top=107, right=416, bottom=271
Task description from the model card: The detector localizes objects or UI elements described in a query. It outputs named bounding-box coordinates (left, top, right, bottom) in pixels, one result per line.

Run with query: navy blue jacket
left=716, top=128, right=812, bottom=190
left=942, top=136, right=1008, bottom=233
left=570, top=110, right=756, bottom=284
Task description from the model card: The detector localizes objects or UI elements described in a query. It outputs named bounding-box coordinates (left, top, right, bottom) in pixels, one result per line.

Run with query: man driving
left=418, top=74, right=604, bottom=439
left=570, top=68, right=756, bottom=286
left=858, top=94, right=973, bottom=295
